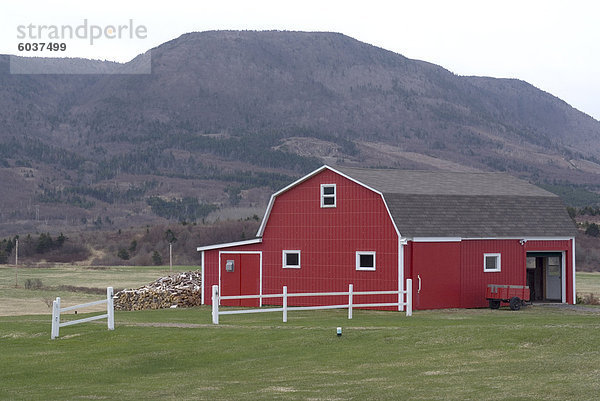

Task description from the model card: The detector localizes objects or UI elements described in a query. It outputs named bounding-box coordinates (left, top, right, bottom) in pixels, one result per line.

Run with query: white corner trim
left=561, top=250, right=567, bottom=304
left=571, top=237, right=576, bottom=305
left=200, top=251, right=205, bottom=305
left=398, top=238, right=405, bottom=312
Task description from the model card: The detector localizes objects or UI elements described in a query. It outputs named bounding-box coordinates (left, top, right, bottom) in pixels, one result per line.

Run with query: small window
left=356, top=251, right=376, bottom=271
left=484, top=253, right=501, bottom=272
left=548, top=256, right=561, bottom=277
left=283, top=250, right=301, bottom=269
left=526, top=257, right=536, bottom=270
left=320, top=184, right=336, bottom=208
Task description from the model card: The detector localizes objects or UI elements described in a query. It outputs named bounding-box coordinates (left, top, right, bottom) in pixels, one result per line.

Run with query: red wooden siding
left=260, top=169, right=399, bottom=307
left=460, top=240, right=527, bottom=308
left=406, top=238, right=574, bottom=308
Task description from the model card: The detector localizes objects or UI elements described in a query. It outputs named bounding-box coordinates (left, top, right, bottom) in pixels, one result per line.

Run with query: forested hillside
left=2, top=30, right=600, bottom=238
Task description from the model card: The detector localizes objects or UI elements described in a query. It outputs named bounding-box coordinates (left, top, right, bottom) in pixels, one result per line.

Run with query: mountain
left=1, top=30, right=600, bottom=236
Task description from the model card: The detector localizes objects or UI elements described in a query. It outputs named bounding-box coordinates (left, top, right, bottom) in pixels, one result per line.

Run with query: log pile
left=114, top=271, right=202, bottom=311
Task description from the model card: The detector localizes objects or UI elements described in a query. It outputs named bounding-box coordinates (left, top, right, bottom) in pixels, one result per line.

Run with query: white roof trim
left=460, top=236, right=574, bottom=241
left=408, top=236, right=575, bottom=242
left=196, top=238, right=262, bottom=252
left=412, top=237, right=462, bottom=242
left=255, top=165, right=402, bottom=238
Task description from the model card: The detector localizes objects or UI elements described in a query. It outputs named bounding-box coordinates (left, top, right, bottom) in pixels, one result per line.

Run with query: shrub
left=129, top=240, right=137, bottom=253
left=585, top=223, right=600, bottom=237
left=24, top=278, right=43, bottom=290
left=117, top=248, right=130, bottom=260
left=152, top=251, right=163, bottom=266
left=579, top=293, right=600, bottom=305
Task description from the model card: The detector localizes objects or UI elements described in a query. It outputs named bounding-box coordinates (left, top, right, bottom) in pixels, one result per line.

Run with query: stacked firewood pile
left=114, top=271, right=202, bottom=311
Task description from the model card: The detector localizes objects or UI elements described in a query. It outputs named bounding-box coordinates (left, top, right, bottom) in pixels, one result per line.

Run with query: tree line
left=0, top=233, right=68, bottom=264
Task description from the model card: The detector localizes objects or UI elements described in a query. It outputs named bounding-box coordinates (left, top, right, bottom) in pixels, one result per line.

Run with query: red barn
left=197, top=165, right=577, bottom=309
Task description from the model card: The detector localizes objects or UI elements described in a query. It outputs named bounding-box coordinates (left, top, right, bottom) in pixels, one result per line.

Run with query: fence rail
left=51, top=287, right=114, bottom=339
left=212, top=279, right=412, bottom=324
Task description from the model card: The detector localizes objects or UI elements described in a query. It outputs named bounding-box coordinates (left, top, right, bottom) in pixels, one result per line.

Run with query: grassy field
left=576, top=272, right=600, bottom=298
left=1, top=266, right=600, bottom=400
left=0, top=265, right=177, bottom=316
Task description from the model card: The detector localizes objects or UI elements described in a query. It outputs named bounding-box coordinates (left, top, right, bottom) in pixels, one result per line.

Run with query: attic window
left=356, top=251, right=376, bottom=271
left=321, top=184, right=336, bottom=208
left=484, top=253, right=501, bottom=272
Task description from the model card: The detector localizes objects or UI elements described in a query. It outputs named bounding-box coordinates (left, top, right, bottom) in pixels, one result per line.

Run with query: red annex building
left=197, top=166, right=577, bottom=309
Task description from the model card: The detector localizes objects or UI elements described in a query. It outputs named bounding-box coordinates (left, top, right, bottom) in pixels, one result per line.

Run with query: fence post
left=212, top=285, right=219, bottom=325
left=283, top=286, right=288, bottom=323
left=348, top=284, right=353, bottom=319
left=406, top=279, right=412, bottom=317
left=51, top=297, right=60, bottom=339
left=107, top=287, right=114, bottom=330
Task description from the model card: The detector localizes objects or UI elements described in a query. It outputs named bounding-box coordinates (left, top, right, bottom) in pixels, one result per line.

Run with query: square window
left=356, top=251, right=376, bottom=271
left=283, top=250, right=301, bottom=269
left=320, top=184, right=336, bottom=208
left=484, top=253, right=501, bottom=272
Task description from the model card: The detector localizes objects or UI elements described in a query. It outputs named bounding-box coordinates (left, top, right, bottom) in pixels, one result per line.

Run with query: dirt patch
left=534, top=303, right=600, bottom=313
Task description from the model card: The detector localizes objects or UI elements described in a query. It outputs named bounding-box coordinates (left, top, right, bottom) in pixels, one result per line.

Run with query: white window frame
left=320, top=184, right=336, bottom=208
left=483, top=253, right=501, bottom=272
left=356, top=251, right=376, bottom=271
left=282, top=250, right=301, bottom=269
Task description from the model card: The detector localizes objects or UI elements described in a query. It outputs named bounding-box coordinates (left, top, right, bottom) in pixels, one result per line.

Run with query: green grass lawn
left=1, top=266, right=600, bottom=400
left=1, top=306, right=600, bottom=400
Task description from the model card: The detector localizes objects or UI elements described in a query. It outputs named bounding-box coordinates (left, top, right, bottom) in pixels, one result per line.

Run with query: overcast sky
left=2, top=0, right=599, bottom=120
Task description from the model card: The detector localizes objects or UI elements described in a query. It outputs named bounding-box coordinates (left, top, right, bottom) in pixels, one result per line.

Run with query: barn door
left=412, top=242, right=461, bottom=309
left=220, top=253, right=260, bottom=307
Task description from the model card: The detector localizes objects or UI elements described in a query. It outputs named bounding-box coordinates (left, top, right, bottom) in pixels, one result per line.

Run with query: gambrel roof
left=255, top=165, right=576, bottom=239
left=335, top=167, right=577, bottom=238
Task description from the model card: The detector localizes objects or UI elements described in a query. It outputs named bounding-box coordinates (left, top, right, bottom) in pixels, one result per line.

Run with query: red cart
left=486, top=284, right=530, bottom=310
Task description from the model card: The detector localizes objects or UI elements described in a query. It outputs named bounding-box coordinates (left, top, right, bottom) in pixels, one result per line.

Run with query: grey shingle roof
left=336, top=167, right=554, bottom=196
left=335, top=167, right=576, bottom=238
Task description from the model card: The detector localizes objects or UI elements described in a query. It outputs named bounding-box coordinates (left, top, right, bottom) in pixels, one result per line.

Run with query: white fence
left=211, top=279, right=412, bottom=324
left=51, top=287, right=115, bottom=339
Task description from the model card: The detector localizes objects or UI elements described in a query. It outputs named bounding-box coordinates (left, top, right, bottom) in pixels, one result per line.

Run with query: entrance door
left=545, top=256, right=562, bottom=300
left=220, top=253, right=260, bottom=307
left=526, top=253, right=562, bottom=302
